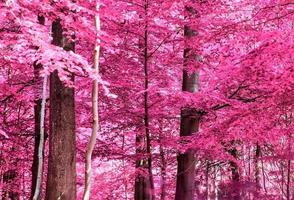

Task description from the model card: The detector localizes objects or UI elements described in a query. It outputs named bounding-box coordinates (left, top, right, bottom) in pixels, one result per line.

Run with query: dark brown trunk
left=45, top=19, right=76, bottom=200
left=175, top=7, right=199, bottom=198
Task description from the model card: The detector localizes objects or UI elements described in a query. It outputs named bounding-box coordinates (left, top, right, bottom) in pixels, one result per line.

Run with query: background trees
left=0, top=0, right=293, bottom=199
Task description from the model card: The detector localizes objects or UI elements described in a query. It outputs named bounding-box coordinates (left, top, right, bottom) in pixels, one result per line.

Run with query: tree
left=175, top=5, right=199, bottom=200
left=83, top=2, right=101, bottom=200
left=31, top=15, right=47, bottom=200
left=45, top=19, right=76, bottom=200
left=0, top=0, right=293, bottom=199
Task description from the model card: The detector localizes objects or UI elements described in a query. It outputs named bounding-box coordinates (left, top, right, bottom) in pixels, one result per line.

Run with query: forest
left=0, top=0, right=293, bottom=199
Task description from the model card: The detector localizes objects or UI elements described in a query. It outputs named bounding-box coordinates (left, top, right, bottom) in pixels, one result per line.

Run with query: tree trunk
left=206, top=163, right=210, bottom=200
left=286, top=138, right=291, bottom=200
left=143, top=6, right=155, bottom=199
left=31, top=15, right=46, bottom=200
left=82, top=3, right=100, bottom=200
left=135, top=1, right=154, bottom=199
left=159, top=130, right=166, bottom=200
left=229, top=146, right=240, bottom=200
left=286, top=159, right=291, bottom=200
left=213, top=166, right=219, bottom=200
left=175, top=8, right=199, bottom=199
left=255, top=144, right=261, bottom=192
left=260, top=151, right=267, bottom=194
left=135, top=146, right=151, bottom=200
left=45, top=19, right=76, bottom=200
left=32, top=74, right=47, bottom=200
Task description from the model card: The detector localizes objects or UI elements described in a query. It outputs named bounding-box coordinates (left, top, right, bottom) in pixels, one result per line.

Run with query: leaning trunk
left=82, top=3, right=100, bottom=200
left=45, top=19, right=76, bottom=200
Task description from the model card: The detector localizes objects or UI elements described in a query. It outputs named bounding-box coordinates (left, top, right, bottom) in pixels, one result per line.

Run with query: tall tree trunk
left=143, top=2, right=155, bottom=198
left=175, top=6, right=199, bottom=200
left=45, top=19, right=76, bottom=200
left=82, top=3, right=100, bottom=200
left=255, top=143, right=261, bottom=192
left=31, top=15, right=46, bottom=200
left=32, top=72, right=47, bottom=200
left=135, top=1, right=154, bottom=199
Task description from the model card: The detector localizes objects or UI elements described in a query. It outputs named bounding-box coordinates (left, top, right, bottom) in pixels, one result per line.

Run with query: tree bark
left=45, top=19, right=76, bottom=200
left=255, top=143, right=261, bottom=192
left=175, top=7, right=199, bottom=200
left=286, top=159, right=291, bottom=200
left=159, top=134, right=166, bottom=200
left=82, top=3, right=100, bottom=200
left=31, top=15, right=46, bottom=200
left=32, top=74, right=47, bottom=200
left=229, top=146, right=240, bottom=200
left=286, top=139, right=291, bottom=200
left=135, top=1, right=154, bottom=199
left=206, top=163, right=210, bottom=200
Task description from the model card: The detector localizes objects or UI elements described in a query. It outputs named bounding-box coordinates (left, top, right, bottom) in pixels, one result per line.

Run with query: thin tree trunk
left=122, top=135, right=128, bottom=199
left=229, top=146, right=240, bottom=200
left=135, top=1, right=154, bottom=199
left=175, top=6, right=199, bottom=200
left=82, top=3, right=100, bottom=200
left=143, top=1, right=155, bottom=198
left=45, top=19, right=76, bottom=200
left=159, top=130, right=166, bottom=200
left=32, top=74, right=47, bottom=200
left=206, top=163, right=210, bottom=200
left=214, top=166, right=219, bottom=200
left=281, top=162, right=285, bottom=199
left=286, top=159, right=291, bottom=200
left=260, top=151, right=267, bottom=194
left=286, top=137, right=291, bottom=200
left=255, top=143, right=261, bottom=192
left=31, top=15, right=46, bottom=200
